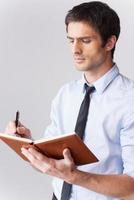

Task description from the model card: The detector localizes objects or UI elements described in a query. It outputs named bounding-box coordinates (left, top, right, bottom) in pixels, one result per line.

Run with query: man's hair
left=65, top=1, right=120, bottom=58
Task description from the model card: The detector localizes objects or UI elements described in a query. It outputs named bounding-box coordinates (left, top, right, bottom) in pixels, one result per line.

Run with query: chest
left=61, top=92, right=126, bottom=141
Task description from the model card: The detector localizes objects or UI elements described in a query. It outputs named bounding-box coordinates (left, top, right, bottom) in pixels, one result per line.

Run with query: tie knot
left=85, top=83, right=95, bottom=94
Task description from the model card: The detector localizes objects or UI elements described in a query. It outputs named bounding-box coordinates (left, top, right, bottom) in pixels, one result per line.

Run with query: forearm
left=21, top=146, right=134, bottom=199
left=70, top=170, right=134, bottom=199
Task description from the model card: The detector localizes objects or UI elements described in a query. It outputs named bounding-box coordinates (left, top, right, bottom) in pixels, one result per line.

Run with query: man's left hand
left=21, top=147, right=76, bottom=183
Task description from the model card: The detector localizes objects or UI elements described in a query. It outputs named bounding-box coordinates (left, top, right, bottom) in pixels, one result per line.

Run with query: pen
left=15, top=111, right=20, bottom=134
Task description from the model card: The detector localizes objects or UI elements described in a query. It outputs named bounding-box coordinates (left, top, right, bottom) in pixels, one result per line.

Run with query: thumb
left=63, top=148, right=73, bottom=163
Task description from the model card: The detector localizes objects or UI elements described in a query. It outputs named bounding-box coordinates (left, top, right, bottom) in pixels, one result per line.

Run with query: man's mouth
left=74, top=57, right=85, bottom=63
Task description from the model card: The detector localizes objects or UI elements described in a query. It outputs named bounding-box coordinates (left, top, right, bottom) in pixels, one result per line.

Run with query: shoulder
left=115, top=73, right=134, bottom=95
left=119, top=74, right=134, bottom=87
left=117, top=74, right=134, bottom=112
left=52, top=79, right=81, bottom=104
left=56, top=79, right=81, bottom=97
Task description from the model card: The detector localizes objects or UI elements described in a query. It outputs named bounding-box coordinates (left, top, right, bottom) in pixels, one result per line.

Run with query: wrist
left=66, top=168, right=80, bottom=184
left=66, top=169, right=93, bottom=187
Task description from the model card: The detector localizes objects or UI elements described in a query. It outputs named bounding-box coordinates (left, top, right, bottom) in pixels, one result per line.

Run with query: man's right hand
left=5, top=121, right=32, bottom=139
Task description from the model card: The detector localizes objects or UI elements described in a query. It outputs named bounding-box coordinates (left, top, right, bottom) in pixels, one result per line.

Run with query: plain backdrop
left=0, top=0, right=134, bottom=199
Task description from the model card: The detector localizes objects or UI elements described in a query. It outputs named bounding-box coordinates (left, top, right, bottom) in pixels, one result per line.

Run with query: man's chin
left=75, top=64, right=89, bottom=72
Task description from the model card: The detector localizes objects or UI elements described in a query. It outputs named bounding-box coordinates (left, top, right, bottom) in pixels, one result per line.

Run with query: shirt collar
left=80, top=64, right=119, bottom=94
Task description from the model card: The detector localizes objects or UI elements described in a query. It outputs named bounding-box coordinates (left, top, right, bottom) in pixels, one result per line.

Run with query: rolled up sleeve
left=120, top=115, right=134, bottom=178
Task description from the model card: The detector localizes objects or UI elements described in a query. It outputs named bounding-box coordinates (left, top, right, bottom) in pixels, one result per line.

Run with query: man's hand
left=21, top=147, right=76, bottom=183
left=5, top=121, right=32, bottom=139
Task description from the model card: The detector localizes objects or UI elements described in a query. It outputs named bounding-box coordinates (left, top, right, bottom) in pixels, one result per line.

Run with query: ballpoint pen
left=15, top=111, right=20, bottom=135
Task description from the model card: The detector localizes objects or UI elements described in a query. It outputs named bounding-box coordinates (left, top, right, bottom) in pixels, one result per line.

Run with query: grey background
left=0, top=0, right=134, bottom=199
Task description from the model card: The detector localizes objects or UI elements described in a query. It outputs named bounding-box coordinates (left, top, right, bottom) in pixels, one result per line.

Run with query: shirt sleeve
left=43, top=97, right=60, bottom=139
left=120, top=113, right=134, bottom=178
left=43, top=85, right=65, bottom=139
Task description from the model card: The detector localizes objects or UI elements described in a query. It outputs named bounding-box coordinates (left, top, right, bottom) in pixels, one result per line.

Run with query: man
left=6, top=1, right=134, bottom=200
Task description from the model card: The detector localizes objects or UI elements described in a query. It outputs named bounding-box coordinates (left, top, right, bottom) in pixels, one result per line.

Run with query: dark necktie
left=60, top=84, right=95, bottom=200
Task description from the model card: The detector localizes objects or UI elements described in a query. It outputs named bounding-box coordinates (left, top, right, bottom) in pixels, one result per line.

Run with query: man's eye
left=82, top=39, right=91, bottom=43
left=69, top=40, right=74, bottom=43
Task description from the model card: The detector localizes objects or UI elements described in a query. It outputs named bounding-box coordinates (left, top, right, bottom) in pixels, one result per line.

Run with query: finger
left=30, top=163, right=42, bottom=173
left=26, top=147, right=50, bottom=163
left=21, top=147, right=50, bottom=173
left=21, top=147, right=36, bottom=162
left=5, top=121, right=16, bottom=134
left=63, top=148, right=74, bottom=163
left=6, top=121, right=16, bottom=132
left=17, top=127, right=28, bottom=134
left=17, top=126, right=31, bottom=138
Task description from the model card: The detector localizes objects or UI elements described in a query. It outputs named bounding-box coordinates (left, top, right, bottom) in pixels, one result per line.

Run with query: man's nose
left=72, top=41, right=82, bottom=55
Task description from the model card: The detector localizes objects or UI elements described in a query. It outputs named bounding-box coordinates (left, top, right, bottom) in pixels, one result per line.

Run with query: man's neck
left=84, top=60, right=114, bottom=84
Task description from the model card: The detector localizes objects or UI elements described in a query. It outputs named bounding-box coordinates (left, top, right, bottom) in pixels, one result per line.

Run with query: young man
left=6, top=1, right=134, bottom=200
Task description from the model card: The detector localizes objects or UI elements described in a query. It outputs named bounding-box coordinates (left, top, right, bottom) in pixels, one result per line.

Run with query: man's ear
left=105, top=35, right=117, bottom=51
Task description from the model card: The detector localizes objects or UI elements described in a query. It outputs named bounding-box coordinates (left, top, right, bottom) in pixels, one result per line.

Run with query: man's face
left=67, top=21, right=109, bottom=72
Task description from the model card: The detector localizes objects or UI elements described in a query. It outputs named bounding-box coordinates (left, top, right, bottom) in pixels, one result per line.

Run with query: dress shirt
left=44, top=64, right=134, bottom=200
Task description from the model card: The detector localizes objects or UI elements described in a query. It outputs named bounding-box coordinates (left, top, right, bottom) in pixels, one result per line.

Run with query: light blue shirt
left=45, top=65, right=134, bottom=200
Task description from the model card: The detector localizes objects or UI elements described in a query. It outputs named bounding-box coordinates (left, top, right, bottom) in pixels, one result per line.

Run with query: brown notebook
left=0, top=132, right=98, bottom=165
